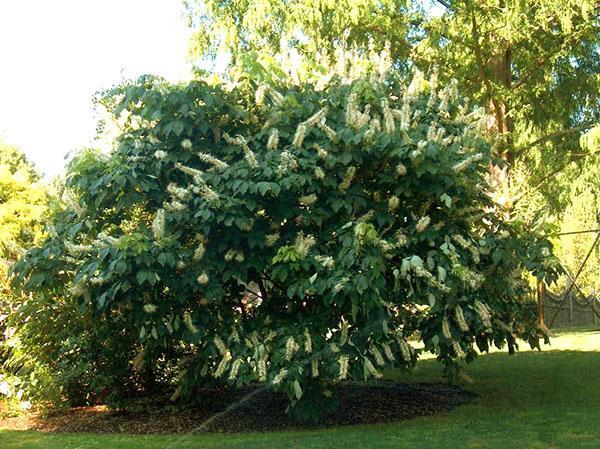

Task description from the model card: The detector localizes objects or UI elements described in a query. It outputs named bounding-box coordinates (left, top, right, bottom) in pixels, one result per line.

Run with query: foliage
left=184, top=0, right=416, bottom=77
left=0, top=141, right=47, bottom=410
left=0, top=141, right=46, bottom=260
left=183, top=0, right=600, bottom=329
left=185, top=0, right=600, bottom=215
left=11, top=69, right=560, bottom=417
left=4, top=290, right=143, bottom=409
left=553, top=127, right=600, bottom=295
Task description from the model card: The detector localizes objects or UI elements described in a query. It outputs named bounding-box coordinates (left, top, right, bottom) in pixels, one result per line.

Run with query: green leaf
left=257, top=181, right=270, bottom=196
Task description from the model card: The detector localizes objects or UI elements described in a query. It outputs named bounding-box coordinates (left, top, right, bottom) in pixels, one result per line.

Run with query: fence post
left=594, top=288, right=597, bottom=326
left=536, top=280, right=545, bottom=327
left=567, top=278, right=573, bottom=323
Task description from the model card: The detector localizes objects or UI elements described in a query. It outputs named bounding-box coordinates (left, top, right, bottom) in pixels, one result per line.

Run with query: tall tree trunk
left=485, top=36, right=515, bottom=202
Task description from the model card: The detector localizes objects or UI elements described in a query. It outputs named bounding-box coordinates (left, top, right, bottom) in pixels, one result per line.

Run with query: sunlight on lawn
left=548, top=327, right=600, bottom=351
left=412, top=326, right=600, bottom=360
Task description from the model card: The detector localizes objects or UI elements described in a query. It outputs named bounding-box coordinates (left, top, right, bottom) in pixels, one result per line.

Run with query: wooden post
left=537, top=280, right=545, bottom=327
left=594, top=288, right=597, bottom=326
left=568, top=281, right=574, bottom=323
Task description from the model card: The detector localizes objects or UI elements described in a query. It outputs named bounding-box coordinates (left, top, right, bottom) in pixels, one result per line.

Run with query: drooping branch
left=512, top=151, right=593, bottom=207
left=515, top=123, right=596, bottom=155
left=513, top=25, right=593, bottom=90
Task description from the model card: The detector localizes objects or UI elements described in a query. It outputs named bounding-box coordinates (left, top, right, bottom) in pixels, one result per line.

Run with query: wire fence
left=542, top=286, right=600, bottom=328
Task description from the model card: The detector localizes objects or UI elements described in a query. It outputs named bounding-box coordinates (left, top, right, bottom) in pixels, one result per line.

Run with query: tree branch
left=515, top=123, right=595, bottom=155
left=511, top=151, right=592, bottom=207
left=513, top=26, right=590, bottom=90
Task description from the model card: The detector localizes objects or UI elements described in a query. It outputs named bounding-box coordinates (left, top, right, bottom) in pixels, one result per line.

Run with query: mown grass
left=1, top=328, right=599, bottom=449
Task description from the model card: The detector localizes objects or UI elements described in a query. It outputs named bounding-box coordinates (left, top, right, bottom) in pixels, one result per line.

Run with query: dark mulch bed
left=3, top=381, right=473, bottom=434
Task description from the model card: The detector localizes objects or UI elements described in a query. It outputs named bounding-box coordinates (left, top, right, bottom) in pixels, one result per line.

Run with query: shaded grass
left=1, top=330, right=599, bottom=449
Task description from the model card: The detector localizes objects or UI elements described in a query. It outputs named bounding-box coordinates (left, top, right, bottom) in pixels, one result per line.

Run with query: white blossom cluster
left=224, top=249, right=245, bottom=262
left=183, top=311, right=198, bottom=334
left=382, top=342, right=396, bottom=362
left=197, top=151, right=229, bottom=169
left=174, top=162, right=220, bottom=201
left=453, top=153, right=483, bottom=172
left=229, top=359, right=243, bottom=380
left=346, top=92, right=371, bottom=129
left=299, top=194, right=318, bottom=206
left=338, top=355, right=349, bottom=380
left=143, top=304, right=158, bottom=313
left=167, top=183, right=191, bottom=201
left=265, top=233, right=280, bottom=247
left=398, top=338, right=412, bottom=361
left=388, top=195, right=400, bottom=212
left=363, top=356, right=382, bottom=379
left=152, top=208, right=165, bottom=241
left=333, top=276, right=349, bottom=293
left=475, top=301, right=492, bottom=329
left=339, top=166, right=356, bottom=191
left=426, top=68, right=439, bottom=110
left=272, top=368, right=288, bottom=385
left=278, top=150, right=298, bottom=175
left=267, top=128, right=279, bottom=150
left=452, top=234, right=481, bottom=264
left=311, top=356, right=320, bottom=378
left=441, top=240, right=485, bottom=290
left=369, top=346, right=386, bottom=366
left=223, top=132, right=258, bottom=167
left=415, top=215, right=431, bottom=233
left=64, top=242, right=94, bottom=255
left=285, top=336, right=300, bottom=360
left=254, top=84, right=284, bottom=107
left=313, top=144, right=328, bottom=159
left=294, top=232, right=316, bottom=258
left=197, top=272, right=209, bottom=285
left=181, top=139, right=193, bottom=150
left=63, top=190, right=85, bottom=216
left=314, top=255, right=334, bottom=270
left=193, top=242, right=206, bottom=260
left=154, top=150, right=167, bottom=160
left=455, top=305, right=470, bottom=332
left=303, top=328, right=313, bottom=353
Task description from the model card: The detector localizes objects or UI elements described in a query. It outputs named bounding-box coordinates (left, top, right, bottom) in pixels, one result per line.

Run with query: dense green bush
left=11, top=69, right=560, bottom=417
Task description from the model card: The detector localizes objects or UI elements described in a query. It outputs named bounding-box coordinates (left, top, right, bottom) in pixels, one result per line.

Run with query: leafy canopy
left=13, top=70, right=559, bottom=416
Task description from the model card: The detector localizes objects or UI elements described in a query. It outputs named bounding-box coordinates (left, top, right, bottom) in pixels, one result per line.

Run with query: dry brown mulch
left=0, top=381, right=473, bottom=434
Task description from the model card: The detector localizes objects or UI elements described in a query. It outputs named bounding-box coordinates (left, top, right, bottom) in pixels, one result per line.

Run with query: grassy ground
left=1, top=328, right=599, bottom=449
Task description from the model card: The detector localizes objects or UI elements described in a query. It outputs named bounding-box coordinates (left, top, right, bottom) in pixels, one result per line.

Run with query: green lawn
left=2, top=328, right=599, bottom=449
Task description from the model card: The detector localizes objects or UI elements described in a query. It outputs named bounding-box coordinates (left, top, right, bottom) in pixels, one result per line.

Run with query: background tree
left=0, top=140, right=46, bottom=257
left=184, top=0, right=416, bottom=77
left=0, top=139, right=46, bottom=322
left=185, top=0, right=599, bottom=214
left=0, top=140, right=47, bottom=408
left=419, top=0, right=599, bottom=213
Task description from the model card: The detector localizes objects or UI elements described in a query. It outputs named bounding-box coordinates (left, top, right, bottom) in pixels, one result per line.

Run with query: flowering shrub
left=12, top=70, right=560, bottom=417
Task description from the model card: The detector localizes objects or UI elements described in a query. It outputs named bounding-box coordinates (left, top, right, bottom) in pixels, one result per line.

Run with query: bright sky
left=0, top=0, right=192, bottom=178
